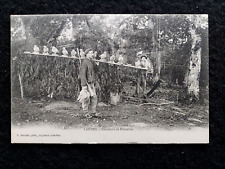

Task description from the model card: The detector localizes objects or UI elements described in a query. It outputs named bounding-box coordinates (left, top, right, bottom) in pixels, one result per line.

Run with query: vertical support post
left=18, top=73, right=24, bottom=99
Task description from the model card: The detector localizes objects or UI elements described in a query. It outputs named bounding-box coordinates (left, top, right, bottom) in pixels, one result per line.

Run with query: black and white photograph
left=11, top=14, right=209, bottom=143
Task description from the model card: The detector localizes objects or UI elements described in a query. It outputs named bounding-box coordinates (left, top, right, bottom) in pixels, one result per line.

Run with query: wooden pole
left=146, top=79, right=162, bottom=97
left=18, top=72, right=24, bottom=99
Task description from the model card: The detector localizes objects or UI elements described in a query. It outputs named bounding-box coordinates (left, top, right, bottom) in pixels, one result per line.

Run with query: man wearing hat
left=135, top=52, right=153, bottom=97
left=77, top=48, right=100, bottom=118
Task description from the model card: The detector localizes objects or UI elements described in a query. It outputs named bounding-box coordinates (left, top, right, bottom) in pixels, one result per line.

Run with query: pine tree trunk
left=155, top=52, right=161, bottom=80
left=187, top=27, right=202, bottom=100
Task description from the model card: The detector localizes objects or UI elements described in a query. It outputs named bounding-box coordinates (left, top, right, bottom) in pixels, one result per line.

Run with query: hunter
left=77, top=48, right=101, bottom=118
left=135, top=52, right=154, bottom=97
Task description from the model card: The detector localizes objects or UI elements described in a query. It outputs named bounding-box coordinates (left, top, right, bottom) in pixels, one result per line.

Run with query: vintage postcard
left=11, top=14, right=209, bottom=143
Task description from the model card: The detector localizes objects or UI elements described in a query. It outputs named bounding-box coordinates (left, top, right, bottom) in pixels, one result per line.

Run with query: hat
left=137, top=51, right=143, bottom=57
left=84, top=48, right=92, bottom=56
left=140, top=54, right=147, bottom=59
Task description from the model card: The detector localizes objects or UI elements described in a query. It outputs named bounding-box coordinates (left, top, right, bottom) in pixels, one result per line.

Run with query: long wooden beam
left=24, top=51, right=148, bottom=70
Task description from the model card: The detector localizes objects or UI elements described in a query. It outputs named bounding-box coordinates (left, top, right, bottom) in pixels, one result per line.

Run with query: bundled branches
left=12, top=55, right=80, bottom=99
left=12, top=54, right=125, bottom=101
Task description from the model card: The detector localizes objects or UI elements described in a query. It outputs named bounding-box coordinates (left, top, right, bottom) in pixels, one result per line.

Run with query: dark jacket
left=79, top=58, right=98, bottom=86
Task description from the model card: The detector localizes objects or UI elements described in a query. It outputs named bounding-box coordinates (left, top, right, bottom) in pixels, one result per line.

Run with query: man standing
left=135, top=52, right=153, bottom=97
left=77, top=48, right=100, bottom=118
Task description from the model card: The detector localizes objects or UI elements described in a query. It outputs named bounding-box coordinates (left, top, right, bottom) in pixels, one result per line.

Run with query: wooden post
left=136, top=70, right=140, bottom=97
left=143, top=70, right=147, bottom=94
left=18, top=72, right=24, bottom=99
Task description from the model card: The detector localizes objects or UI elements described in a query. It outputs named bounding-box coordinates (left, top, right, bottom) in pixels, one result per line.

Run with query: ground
left=11, top=87, right=209, bottom=130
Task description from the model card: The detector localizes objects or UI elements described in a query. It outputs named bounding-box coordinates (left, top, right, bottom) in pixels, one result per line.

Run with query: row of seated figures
left=33, top=45, right=79, bottom=57
left=32, top=45, right=153, bottom=70
left=32, top=45, right=124, bottom=63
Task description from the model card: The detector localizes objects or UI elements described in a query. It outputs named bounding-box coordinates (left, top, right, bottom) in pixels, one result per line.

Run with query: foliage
left=12, top=54, right=125, bottom=102
left=11, top=15, right=208, bottom=102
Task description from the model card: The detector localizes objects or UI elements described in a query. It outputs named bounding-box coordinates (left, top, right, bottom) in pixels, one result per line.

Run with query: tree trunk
left=187, top=27, right=202, bottom=100
left=156, top=52, right=161, bottom=79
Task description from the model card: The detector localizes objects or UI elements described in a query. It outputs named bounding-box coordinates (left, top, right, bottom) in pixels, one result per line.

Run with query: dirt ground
left=11, top=89, right=209, bottom=130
